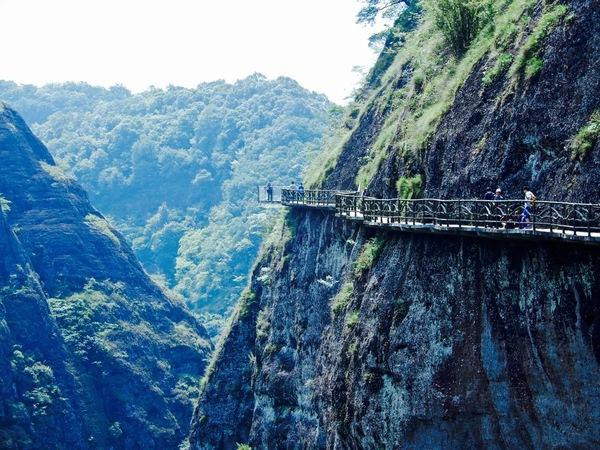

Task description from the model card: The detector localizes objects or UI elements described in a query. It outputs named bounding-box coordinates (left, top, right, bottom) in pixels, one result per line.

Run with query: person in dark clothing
left=483, top=188, right=495, bottom=201
left=298, top=182, right=305, bottom=201
left=266, top=181, right=273, bottom=202
left=493, top=188, right=504, bottom=201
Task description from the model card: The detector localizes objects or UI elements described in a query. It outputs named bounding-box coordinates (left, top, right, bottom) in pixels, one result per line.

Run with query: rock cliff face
left=0, top=104, right=212, bottom=449
left=190, top=1, right=600, bottom=448
left=0, top=207, right=86, bottom=449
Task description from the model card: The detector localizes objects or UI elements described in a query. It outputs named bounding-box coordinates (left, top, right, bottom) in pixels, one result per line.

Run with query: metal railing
left=258, top=185, right=286, bottom=203
left=281, top=189, right=340, bottom=206
left=280, top=190, right=600, bottom=237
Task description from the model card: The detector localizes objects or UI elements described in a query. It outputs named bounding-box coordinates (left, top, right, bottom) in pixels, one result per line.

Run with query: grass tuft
left=571, top=110, right=600, bottom=161
left=511, top=4, right=568, bottom=79
left=346, top=310, right=360, bottom=328
left=331, top=282, right=353, bottom=315
left=354, top=237, right=385, bottom=278
left=238, top=290, right=257, bottom=318
left=482, top=53, right=514, bottom=86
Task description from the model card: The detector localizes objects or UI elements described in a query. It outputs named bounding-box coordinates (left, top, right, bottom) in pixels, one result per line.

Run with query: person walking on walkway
left=520, top=186, right=536, bottom=229
left=483, top=187, right=495, bottom=201
left=266, top=181, right=273, bottom=202
left=494, top=188, right=505, bottom=228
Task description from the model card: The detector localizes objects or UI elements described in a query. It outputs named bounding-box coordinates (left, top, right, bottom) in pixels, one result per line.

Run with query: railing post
left=458, top=199, right=462, bottom=229
left=532, top=203, right=536, bottom=232
left=588, top=205, right=592, bottom=237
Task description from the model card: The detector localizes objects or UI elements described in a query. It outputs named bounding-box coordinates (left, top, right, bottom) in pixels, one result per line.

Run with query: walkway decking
left=263, top=188, right=600, bottom=246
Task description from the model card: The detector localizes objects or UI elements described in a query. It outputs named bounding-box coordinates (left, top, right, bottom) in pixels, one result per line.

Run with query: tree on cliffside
left=357, top=0, right=419, bottom=25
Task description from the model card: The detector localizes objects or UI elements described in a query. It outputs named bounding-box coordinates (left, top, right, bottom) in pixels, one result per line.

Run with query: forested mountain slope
left=0, top=104, right=212, bottom=449
left=190, top=0, right=600, bottom=448
left=0, top=76, right=335, bottom=327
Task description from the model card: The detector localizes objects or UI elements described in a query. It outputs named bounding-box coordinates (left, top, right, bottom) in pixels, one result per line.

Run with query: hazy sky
left=0, top=0, right=381, bottom=103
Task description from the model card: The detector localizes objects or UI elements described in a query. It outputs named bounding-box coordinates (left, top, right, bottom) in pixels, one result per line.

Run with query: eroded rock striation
left=190, top=1, right=600, bottom=448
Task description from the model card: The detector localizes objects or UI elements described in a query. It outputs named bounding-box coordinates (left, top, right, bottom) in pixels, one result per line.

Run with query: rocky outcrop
left=0, top=104, right=212, bottom=448
left=190, top=1, right=600, bottom=448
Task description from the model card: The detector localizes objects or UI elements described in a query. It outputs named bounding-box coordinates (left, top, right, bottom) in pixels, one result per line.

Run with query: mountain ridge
left=0, top=103, right=212, bottom=449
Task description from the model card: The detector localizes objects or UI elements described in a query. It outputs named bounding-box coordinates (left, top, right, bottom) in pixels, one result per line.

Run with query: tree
left=357, top=0, right=413, bottom=25
left=357, top=1, right=422, bottom=50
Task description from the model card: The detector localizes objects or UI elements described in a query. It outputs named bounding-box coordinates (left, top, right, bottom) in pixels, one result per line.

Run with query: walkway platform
left=271, top=189, right=600, bottom=246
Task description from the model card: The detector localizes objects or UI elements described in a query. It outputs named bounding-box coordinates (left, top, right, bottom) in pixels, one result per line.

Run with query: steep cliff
left=190, top=0, right=600, bottom=448
left=0, top=103, right=212, bottom=449
left=0, top=207, right=87, bottom=449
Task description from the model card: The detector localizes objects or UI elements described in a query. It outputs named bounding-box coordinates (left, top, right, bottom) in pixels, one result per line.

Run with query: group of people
left=264, top=181, right=304, bottom=202
left=482, top=186, right=537, bottom=229
left=265, top=181, right=538, bottom=230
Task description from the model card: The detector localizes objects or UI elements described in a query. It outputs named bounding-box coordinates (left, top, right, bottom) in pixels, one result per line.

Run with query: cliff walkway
left=257, top=187, right=600, bottom=246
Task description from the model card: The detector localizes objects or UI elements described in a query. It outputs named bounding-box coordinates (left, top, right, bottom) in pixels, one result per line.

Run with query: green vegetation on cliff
left=315, top=0, right=569, bottom=191
left=0, top=76, right=335, bottom=320
left=571, top=109, right=600, bottom=160
left=354, top=237, right=385, bottom=277
left=511, top=3, right=568, bottom=78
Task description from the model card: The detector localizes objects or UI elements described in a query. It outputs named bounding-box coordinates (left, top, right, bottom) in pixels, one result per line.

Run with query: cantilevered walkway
left=258, top=187, right=600, bottom=246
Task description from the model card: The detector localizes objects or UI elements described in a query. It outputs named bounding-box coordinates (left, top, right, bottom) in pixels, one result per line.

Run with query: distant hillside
left=0, top=104, right=212, bottom=448
left=0, top=76, right=337, bottom=327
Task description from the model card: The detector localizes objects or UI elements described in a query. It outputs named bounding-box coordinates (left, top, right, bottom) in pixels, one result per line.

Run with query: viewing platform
left=259, top=187, right=600, bottom=246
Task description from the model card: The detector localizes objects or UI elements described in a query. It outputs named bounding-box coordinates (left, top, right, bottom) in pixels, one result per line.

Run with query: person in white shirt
left=288, top=181, right=298, bottom=202
left=520, top=186, right=536, bottom=229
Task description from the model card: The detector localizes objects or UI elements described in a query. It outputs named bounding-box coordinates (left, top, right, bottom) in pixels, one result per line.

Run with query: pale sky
left=0, top=0, right=382, bottom=104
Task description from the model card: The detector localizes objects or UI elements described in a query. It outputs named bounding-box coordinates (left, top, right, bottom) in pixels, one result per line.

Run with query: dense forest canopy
left=0, top=76, right=336, bottom=332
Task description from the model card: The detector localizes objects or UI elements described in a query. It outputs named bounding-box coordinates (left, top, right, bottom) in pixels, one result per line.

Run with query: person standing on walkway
left=494, top=188, right=505, bottom=228
left=289, top=181, right=298, bottom=202
left=266, top=181, right=273, bottom=202
left=520, top=186, right=536, bottom=229
left=483, top=188, right=495, bottom=201
left=298, top=182, right=305, bottom=202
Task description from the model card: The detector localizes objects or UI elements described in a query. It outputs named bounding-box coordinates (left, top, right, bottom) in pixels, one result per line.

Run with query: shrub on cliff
left=354, top=237, right=386, bottom=277
left=571, top=109, right=600, bottom=160
left=424, top=0, right=494, bottom=54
